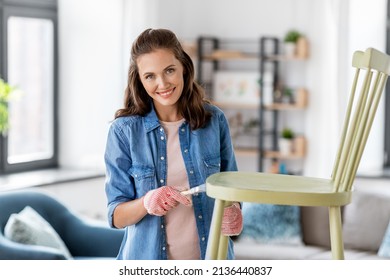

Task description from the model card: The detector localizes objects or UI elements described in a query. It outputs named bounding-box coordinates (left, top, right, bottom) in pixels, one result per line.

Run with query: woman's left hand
left=221, top=202, right=243, bottom=236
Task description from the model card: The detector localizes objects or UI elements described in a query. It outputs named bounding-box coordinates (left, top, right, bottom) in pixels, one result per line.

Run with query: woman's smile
left=157, top=88, right=175, bottom=98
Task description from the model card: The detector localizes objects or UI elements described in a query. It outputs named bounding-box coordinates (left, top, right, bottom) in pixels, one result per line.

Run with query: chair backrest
left=332, top=48, right=390, bottom=192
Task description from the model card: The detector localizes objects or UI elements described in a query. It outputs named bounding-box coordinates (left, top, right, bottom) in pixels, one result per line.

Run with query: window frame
left=385, top=2, right=390, bottom=168
left=0, top=0, right=58, bottom=174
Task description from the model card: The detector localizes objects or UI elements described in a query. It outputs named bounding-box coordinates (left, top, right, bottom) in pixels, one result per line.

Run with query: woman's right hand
left=143, top=186, right=191, bottom=216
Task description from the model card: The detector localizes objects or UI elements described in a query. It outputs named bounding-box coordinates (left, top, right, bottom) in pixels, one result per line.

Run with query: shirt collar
left=143, top=103, right=161, bottom=132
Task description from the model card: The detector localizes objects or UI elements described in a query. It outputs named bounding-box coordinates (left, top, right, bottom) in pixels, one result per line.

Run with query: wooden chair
left=205, top=48, right=390, bottom=260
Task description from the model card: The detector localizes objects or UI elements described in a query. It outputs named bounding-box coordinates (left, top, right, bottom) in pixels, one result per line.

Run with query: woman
left=104, top=28, right=242, bottom=260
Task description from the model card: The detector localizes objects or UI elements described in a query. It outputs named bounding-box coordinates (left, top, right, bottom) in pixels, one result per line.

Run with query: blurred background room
left=0, top=0, right=389, bottom=227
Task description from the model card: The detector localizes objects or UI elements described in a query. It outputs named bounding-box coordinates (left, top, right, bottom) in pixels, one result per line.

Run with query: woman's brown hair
left=115, top=28, right=211, bottom=130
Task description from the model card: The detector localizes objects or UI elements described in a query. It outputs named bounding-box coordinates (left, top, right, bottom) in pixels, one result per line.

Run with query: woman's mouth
left=157, top=88, right=175, bottom=97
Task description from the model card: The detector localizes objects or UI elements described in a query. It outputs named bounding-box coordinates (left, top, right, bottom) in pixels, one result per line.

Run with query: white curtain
left=303, top=0, right=387, bottom=177
left=303, top=0, right=350, bottom=177
left=348, top=0, right=387, bottom=176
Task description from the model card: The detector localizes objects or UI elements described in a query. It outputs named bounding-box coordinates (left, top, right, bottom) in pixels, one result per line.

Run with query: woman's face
left=137, top=48, right=184, bottom=115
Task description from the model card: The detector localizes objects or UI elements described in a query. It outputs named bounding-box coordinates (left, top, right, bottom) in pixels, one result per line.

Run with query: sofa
left=233, top=184, right=390, bottom=260
left=0, top=190, right=124, bottom=260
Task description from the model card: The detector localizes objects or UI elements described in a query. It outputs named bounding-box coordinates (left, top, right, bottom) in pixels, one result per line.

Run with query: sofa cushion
left=234, top=238, right=326, bottom=260
left=4, top=206, right=73, bottom=259
left=343, top=190, right=390, bottom=252
left=300, top=206, right=331, bottom=248
left=309, top=249, right=387, bottom=260
left=240, top=203, right=302, bottom=244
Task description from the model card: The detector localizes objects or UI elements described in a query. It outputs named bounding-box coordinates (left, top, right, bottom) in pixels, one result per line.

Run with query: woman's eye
left=145, top=74, right=154, bottom=80
left=166, top=68, right=175, bottom=74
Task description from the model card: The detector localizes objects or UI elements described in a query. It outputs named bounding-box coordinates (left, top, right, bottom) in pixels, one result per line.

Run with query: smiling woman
left=104, top=28, right=242, bottom=260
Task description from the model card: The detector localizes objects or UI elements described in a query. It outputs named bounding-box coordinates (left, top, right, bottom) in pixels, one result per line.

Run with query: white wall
left=58, top=0, right=124, bottom=171
left=348, top=0, right=387, bottom=176
left=57, top=0, right=387, bottom=178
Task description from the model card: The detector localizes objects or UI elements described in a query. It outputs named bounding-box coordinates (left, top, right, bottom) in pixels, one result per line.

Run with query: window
left=385, top=2, right=390, bottom=173
left=0, top=0, right=58, bottom=174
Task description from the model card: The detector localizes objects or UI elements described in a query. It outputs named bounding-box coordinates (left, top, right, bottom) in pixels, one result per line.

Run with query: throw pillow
left=240, top=203, right=302, bottom=245
left=343, top=191, right=390, bottom=252
left=378, top=219, right=390, bottom=258
left=4, top=206, right=73, bottom=259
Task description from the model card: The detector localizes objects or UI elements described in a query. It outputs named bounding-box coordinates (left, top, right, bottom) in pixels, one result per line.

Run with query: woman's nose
left=156, top=75, right=168, bottom=88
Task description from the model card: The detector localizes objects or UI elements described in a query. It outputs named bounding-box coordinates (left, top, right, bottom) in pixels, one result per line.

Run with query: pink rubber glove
left=143, top=186, right=191, bottom=216
left=221, top=203, right=243, bottom=236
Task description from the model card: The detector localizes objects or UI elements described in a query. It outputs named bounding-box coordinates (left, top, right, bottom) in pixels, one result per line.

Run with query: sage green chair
left=205, top=48, right=390, bottom=260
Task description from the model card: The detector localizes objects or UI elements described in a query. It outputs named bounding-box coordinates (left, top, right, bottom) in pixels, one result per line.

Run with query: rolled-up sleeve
left=104, top=121, right=134, bottom=228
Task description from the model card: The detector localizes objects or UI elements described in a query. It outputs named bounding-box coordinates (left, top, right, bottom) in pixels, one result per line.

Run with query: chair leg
left=216, top=200, right=234, bottom=259
left=217, top=235, right=229, bottom=259
left=328, top=206, right=345, bottom=260
left=206, top=199, right=225, bottom=259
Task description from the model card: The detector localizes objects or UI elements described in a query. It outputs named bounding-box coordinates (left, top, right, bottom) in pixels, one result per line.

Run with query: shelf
left=264, top=55, right=308, bottom=61
left=214, top=100, right=307, bottom=111
left=202, top=54, right=258, bottom=61
left=203, top=49, right=258, bottom=60
left=213, top=101, right=259, bottom=110
left=264, top=103, right=307, bottom=110
left=234, top=148, right=259, bottom=156
left=202, top=54, right=308, bottom=61
left=264, top=150, right=305, bottom=159
left=234, top=147, right=305, bottom=159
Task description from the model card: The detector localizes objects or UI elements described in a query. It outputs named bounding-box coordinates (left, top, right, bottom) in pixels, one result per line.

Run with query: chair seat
left=206, top=171, right=352, bottom=207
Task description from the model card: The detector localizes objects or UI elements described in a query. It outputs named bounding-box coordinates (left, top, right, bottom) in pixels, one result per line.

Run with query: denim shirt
left=104, top=103, right=238, bottom=260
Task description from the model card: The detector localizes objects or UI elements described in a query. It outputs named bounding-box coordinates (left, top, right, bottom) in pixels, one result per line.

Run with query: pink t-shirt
left=161, top=119, right=200, bottom=260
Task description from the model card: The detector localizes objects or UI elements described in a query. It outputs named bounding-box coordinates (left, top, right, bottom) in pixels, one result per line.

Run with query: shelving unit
left=259, top=37, right=308, bottom=173
left=196, top=36, right=308, bottom=173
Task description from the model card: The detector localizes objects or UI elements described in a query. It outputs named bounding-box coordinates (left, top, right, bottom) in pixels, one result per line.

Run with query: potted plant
left=279, top=127, right=295, bottom=155
left=284, top=30, right=301, bottom=57
left=282, top=87, right=294, bottom=104
left=0, top=78, right=16, bottom=135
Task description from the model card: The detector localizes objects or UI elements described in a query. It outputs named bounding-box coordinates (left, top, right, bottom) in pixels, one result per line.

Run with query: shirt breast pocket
left=203, top=155, right=221, bottom=178
left=130, top=165, right=156, bottom=194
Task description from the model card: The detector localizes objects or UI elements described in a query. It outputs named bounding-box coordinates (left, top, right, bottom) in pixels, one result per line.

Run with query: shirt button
left=162, top=247, right=166, bottom=251
left=161, top=225, right=164, bottom=229
left=189, top=170, right=194, bottom=174
left=184, top=149, right=188, bottom=153
left=160, top=179, right=164, bottom=183
left=161, top=136, right=164, bottom=140
left=181, top=128, right=185, bottom=132
left=160, top=128, right=163, bottom=131
left=160, top=156, right=165, bottom=160
left=201, top=237, right=205, bottom=242
left=198, top=215, right=202, bottom=219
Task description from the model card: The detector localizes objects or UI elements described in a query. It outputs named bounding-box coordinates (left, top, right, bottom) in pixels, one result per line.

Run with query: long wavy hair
left=115, top=28, right=211, bottom=130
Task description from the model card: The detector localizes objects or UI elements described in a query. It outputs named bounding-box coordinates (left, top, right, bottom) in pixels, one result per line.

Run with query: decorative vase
left=279, top=138, right=293, bottom=155
left=284, top=42, right=296, bottom=57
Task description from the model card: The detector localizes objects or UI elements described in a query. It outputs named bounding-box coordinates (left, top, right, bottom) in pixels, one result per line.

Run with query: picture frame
left=213, top=71, right=260, bottom=105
